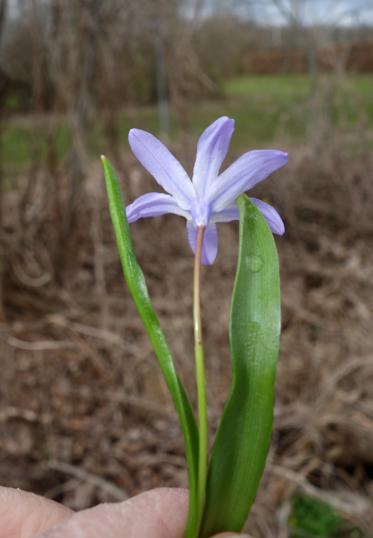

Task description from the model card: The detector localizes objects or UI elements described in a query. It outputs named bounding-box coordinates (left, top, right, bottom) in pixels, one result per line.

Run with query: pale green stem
left=193, top=225, right=208, bottom=529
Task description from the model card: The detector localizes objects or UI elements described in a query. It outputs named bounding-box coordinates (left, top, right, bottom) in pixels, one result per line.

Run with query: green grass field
left=2, top=74, right=373, bottom=173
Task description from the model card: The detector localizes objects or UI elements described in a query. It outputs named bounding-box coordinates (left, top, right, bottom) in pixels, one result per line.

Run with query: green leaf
left=200, top=194, right=281, bottom=537
left=101, top=156, right=199, bottom=538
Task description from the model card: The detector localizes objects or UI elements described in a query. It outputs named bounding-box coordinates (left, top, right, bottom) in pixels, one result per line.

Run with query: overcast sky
left=186, top=0, right=373, bottom=26
left=5, top=0, right=373, bottom=27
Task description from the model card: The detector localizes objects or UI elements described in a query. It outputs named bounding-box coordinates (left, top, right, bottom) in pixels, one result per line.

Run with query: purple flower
left=127, top=116, right=288, bottom=264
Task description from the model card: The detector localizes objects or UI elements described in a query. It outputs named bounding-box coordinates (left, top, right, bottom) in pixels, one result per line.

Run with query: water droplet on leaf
left=245, top=254, right=263, bottom=273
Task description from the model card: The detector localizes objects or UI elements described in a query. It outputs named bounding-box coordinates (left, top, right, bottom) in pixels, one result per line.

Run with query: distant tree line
left=0, top=0, right=208, bottom=115
left=245, top=41, right=373, bottom=74
left=0, top=1, right=372, bottom=114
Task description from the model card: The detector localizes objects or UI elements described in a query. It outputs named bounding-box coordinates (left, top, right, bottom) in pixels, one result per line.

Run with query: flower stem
left=193, top=226, right=208, bottom=529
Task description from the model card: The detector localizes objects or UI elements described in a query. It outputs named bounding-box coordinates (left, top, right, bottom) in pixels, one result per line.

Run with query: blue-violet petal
left=250, top=197, right=285, bottom=235
left=186, top=221, right=218, bottom=265
left=129, top=129, right=195, bottom=210
left=208, top=150, right=288, bottom=212
left=192, top=116, right=234, bottom=199
left=126, top=192, right=190, bottom=223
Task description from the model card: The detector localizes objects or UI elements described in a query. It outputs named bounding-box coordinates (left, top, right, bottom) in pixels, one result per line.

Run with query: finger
left=36, top=488, right=188, bottom=538
left=0, top=486, right=73, bottom=538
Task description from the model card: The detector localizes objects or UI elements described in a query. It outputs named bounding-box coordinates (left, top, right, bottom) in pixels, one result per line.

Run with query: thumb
left=0, top=486, right=72, bottom=538
left=36, top=488, right=188, bottom=538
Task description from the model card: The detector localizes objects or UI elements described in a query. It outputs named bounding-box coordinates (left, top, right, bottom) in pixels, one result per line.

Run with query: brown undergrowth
left=1, top=139, right=373, bottom=536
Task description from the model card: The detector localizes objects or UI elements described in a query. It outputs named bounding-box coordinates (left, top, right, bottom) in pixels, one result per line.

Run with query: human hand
left=0, top=485, right=72, bottom=537
left=0, top=485, right=250, bottom=538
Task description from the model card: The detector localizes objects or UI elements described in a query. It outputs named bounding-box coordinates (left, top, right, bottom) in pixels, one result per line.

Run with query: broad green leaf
left=101, top=157, right=199, bottom=538
left=200, top=195, right=281, bottom=537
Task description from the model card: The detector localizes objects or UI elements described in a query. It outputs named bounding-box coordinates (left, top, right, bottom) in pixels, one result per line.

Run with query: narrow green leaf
left=200, top=194, right=281, bottom=537
left=101, top=156, right=199, bottom=538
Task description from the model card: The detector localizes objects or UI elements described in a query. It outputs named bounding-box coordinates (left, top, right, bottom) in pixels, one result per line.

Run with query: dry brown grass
left=1, top=137, right=373, bottom=536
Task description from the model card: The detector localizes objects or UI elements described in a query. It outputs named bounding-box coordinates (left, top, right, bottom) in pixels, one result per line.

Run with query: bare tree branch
left=0, top=0, right=8, bottom=321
